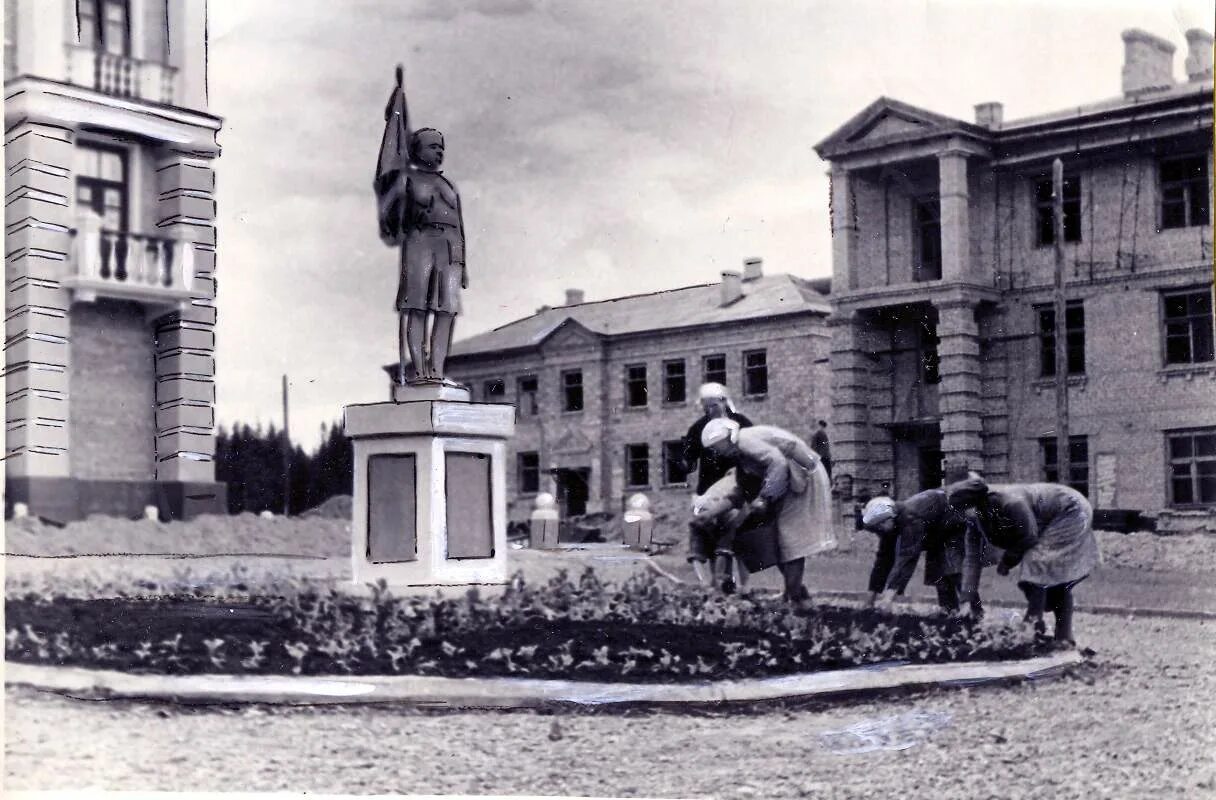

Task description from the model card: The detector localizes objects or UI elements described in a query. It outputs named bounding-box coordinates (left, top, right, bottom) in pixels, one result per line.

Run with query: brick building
left=814, top=28, right=1214, bottom=528
left=397, top=261, right=832, bottom=528
left=4, top=0, right=224, bottom=521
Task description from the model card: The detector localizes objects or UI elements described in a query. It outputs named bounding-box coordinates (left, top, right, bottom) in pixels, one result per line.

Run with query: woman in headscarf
left=860, top=492, right=983, bottom=616
left=682, top=383, right=756, bottom=591
left=701, top=417, right=835, bottom=602
left=946, top=475, right=1100, bottom=646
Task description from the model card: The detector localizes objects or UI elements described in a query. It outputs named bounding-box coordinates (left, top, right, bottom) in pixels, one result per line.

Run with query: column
left=152, top=151, right=218, bottom=486
left=936, top=300, right=984, bottom=480
left=4, top=120, right=75, bottom=515
left=828, top=310, right=871, bottom=496
left=938, top=150, right=971, bottom=282
left=829, top=167, right=859, bottom=292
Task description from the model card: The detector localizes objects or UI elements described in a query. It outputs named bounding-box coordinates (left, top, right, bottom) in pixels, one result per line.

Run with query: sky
left=206, top=0, right=1215, bottom=449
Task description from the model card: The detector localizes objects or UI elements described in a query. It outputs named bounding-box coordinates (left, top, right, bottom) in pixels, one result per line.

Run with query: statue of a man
left=375, top=66, right=467, bottom=385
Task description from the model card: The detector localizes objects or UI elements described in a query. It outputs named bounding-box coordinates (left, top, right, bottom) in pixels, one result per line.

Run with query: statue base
left=392, top=380, right=471, bottom=403
left=344, top=398, right=515, bottom=587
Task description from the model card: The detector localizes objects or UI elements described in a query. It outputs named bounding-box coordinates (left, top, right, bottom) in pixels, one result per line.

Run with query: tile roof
left=450, top=274, right=830, bottom=359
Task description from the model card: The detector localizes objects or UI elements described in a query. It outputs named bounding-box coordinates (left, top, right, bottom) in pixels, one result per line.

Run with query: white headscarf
left=701, top=417, right=741, bottom=448
left=698, top=382, right=737, bottom=413
left=861, top=496, right=897, bottom=527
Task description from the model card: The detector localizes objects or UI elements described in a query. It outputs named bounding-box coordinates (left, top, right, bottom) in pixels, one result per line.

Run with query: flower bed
left=6, top=569, right=1050, bottom=683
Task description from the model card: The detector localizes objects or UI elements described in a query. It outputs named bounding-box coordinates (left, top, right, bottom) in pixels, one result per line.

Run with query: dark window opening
left=702, top=354, right=727, bottom=387
left=913, top=195, right=942, bottom=281
left=1159, top=155, right=1210, bottom=231
left=1163, top=289, right=1215, bottom=365
left=626, top=444, right=650, bottom=488
left=517, top=452, right=540, bottom=494
left=516, top=376, right=538, bottom=416
left=743, top=349, right=768, bottom=397
left=663, top=359, right=686, bottom=403
left=625, top=364, right=648, bottom=408
left=1037, top=301, right=1086, bottom=377
left=77, top=0, right=130, bottom=56
left=1168, top=428, right=1216, bottom=506
left=562, top=369, right=584, bottom=412
left=1040, top=436, right=1090, bottom=497
left=76, top=143, right=128, bottom=232
left=483, top=379, right=505, bottom=401
left=1034, top=173, right=1082, bottom=246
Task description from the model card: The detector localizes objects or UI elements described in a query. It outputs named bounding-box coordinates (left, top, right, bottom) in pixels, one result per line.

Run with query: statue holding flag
left=375, top=65, right=467, bottom=385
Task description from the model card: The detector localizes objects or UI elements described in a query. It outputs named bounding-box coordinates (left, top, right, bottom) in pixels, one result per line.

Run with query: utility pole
left=1052, top=158, right=1071, bottom=486
left=282, top=374, right=291, bottom=516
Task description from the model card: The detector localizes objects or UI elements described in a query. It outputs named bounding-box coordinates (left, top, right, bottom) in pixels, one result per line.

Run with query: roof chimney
left=564, top=289, right=585, bottom=306
left=720, top=271, right=743, bottom=306
left=1185, top=29, right=1214, bottom=82
left=742, top=257, right=763, bottom=281
left=974, top=102, right=1003, bottom=129
left=1121, top=29, right=1176, bottom=97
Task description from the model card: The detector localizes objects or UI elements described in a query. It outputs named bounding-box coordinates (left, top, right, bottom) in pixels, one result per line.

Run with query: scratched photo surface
left=4, top=0, right=1215, bottom=798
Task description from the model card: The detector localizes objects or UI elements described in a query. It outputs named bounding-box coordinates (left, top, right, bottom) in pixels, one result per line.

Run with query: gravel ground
left=7, top=613, right=1214, bottom=798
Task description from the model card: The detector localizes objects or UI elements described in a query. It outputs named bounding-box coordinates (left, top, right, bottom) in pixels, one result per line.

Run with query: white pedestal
left=344, top=398, right=515, bottom=587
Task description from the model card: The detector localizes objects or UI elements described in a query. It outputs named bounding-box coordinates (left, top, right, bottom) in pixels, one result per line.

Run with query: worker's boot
left=714, top=553, right=736, bottom=594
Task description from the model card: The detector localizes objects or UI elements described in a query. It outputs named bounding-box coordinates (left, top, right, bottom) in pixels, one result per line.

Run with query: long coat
left=962, top=483, right=1100, bottom=591
left=733, top=425, right=836, bottom=562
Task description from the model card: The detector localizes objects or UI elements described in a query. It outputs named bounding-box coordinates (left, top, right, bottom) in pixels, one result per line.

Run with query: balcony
left=65, top=218, right=197, bottom=313
left=65, top=46, right=177, bottom=106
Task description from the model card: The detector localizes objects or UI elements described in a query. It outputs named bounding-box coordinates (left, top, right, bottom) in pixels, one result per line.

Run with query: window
left=1034, top=173, right=1082, bottom=246
left=625, top=364, right=648, bottom=408
left=517, top=452, right=540, bottom=494
left=1037, top=301, right=1086, bottom=377
left=913, top=195, right=942, bottom=281
left=743, top=349, right=768, bottom=397
left=1040, top=436, right=1089, bottom=497
left=663, top=359, right=686, bottom=403
left=1159, top=155, right=1210, bottom=230
left=626, top=444, right=650, bottom=488
left=77, top=0, right=130, bottom=56
left=76, top=143, right=127, bottom=231
left=1168, top=428, right=1216, bottom=506
left=562, top=369, right=583, bottom=412
left=702, top=354, right=726, bottom=386
left=662, top=441, right=689, bottom=485
left=482, top=379, right=505, bottom=402
left=516, top=376, right=538, bottom=416
left=1163, top=289, right=1215, bottom=365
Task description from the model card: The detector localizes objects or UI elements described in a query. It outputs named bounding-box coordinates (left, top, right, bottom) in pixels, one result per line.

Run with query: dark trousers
left=868, top=533, right=899, bottom=593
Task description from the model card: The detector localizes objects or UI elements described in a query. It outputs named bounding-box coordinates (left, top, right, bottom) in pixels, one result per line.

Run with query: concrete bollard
left=259, top=510, right=275, bottom=520
left=622, top=493, right=655, bottom=550
left=144, top=505, right=160, bottom=521
left=12, top=502, right=29, bottom=519
left=530, top=492, right=560, bottom=549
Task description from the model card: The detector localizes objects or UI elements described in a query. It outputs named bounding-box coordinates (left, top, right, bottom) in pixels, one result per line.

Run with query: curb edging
left=4, top=651, right=1083, bottom=709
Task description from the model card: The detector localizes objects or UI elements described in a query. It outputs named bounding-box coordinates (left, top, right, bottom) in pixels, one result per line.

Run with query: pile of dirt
left=301, top=495, right=353, bottom=520
left=4, top=513, right=349, bottom=559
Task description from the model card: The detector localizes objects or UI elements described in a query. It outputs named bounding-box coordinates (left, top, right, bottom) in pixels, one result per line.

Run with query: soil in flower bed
left=5, top=573, right=1049, bottom=683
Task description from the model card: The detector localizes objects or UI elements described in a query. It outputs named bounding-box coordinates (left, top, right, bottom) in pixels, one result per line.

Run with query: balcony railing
left=65, top=46, right=177, bottom=105
left=68, top=218, right=197, bottom=309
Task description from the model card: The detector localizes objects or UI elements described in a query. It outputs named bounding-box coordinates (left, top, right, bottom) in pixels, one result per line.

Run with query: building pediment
left=552, top=427, right=594, bottom=455
left=815, top=97, right=985, bottom=160
left=538, top=318, right=602, bottom=353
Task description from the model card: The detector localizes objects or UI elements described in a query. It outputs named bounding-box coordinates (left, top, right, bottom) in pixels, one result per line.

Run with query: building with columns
left=4, top=0, right=225, bottom=521
left=814, top=28, right=1214, bottom=527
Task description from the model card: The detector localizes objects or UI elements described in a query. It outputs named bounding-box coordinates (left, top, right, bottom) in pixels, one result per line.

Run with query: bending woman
left=946, top=477, right=1100, bottom=646
left=701, top=418, right=835, bottom=602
